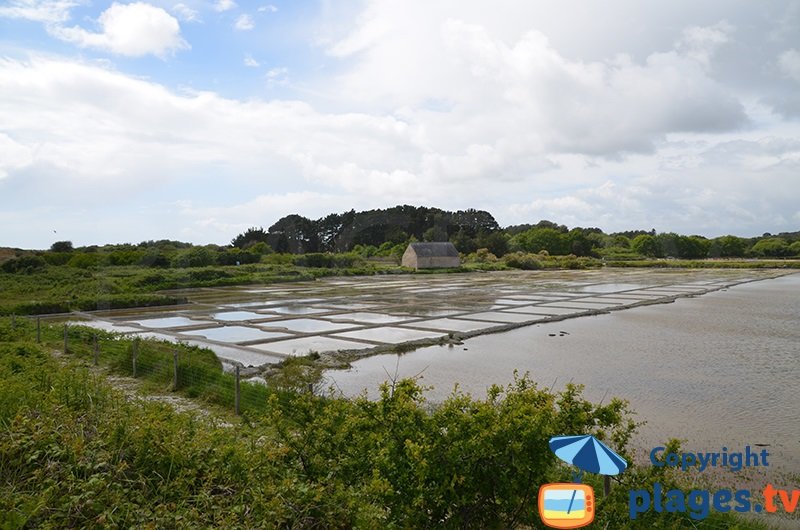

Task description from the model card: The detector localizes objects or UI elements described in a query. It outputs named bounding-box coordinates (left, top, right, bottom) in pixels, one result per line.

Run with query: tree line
left=2, top=205, right=799, bottom=274
left=231, top=206, right=800, bottom=260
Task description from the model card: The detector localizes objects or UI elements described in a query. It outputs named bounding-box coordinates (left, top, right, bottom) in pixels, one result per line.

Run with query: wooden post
left=63, top=324, right=68, bottom=354
left=604, top=475, right=611, bottom=497
left=172, top=351, right=178, bottom=391
left=93, top=334, right=99, bottom=366
left=234, top=365, right=241, bottom=415
left=132, top=340, right=138, bottom=377
left=36, top=317, right=41, bottom=343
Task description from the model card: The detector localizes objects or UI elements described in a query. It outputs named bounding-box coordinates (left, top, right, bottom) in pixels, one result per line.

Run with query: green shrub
left=293, top=253, right=361, bottom=268
left=0, top=255, right=46, bottom=274
left=502, top=251, right=542, bottom=270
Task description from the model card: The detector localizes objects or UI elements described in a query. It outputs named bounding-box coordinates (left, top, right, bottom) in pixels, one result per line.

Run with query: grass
left=0, top=261, right=402, bottom=316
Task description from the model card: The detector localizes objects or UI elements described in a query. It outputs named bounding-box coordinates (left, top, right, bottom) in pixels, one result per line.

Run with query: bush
left=138, top=250, right=170, bottom=268
left=41, top=252, right=71, bottom=266
left=293, top=253, right=361, bottom=268
left=502, top=251, right=542, bottom=270
left=171, top=247, right=215, bottom=268
left=107, top=249, right=145, bottom=266
left=1, top=255, right=46, bottom=274
left=67, top=252, right=106, bottom=269
left=465, top=247, right=498, bottom=263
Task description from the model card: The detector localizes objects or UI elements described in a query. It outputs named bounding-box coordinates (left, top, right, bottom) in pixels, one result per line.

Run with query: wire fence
left=2, top=315, right=277, bottom=416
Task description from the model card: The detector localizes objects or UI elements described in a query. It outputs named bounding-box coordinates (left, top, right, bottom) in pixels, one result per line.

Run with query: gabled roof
left=407, top=242, right=459, bottom=258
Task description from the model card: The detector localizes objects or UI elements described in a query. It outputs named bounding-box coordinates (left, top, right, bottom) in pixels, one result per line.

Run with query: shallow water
left=326, top=273, right=800, bottom=477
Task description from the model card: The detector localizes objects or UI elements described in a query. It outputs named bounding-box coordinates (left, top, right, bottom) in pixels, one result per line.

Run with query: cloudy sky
left=1, top=0, right=799, bottom=248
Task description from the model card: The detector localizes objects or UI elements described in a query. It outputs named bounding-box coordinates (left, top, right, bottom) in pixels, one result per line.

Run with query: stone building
left=401, top=242, right=461, bottom=269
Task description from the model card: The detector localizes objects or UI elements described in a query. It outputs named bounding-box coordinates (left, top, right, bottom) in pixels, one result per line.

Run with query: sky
left=1, top=0, right=799, bottom=248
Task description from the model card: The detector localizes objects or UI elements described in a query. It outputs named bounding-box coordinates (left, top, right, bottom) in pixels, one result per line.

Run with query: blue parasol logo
left=549, top=434, right=628, bottom=479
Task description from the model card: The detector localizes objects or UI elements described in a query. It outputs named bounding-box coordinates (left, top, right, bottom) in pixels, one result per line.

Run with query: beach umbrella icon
left=549, top=435, right=628, bottom=479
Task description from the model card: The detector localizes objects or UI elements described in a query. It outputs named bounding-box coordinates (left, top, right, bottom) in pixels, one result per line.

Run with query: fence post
left=132, top=339, right=138, bottom=377
left=235, top=365, right=241, bottom=415
left=36, top=317, right=41, bottom=343
left=173, top=351, right=178, bottom=391
left=93, top=334, right=99, bottom=366
left=604, top=475, right=611, bottom=497
left=63, top=323, right=68, bottom=354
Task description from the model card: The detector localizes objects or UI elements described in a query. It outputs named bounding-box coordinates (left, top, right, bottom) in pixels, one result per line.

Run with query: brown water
left=326, top=273, right=800, bottom=479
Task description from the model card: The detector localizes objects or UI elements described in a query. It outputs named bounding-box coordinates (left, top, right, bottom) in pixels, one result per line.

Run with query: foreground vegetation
left=0, top=319, right=769, bottom=528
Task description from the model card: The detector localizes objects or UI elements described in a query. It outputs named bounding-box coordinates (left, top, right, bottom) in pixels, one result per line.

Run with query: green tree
left=709, top=235, right=748, bottom=258
left=613, top=235, right=631, bottom=248
left=50, top=240, right=73, bottom=253
left=450, top=228, right=477, bottom=254
left=475, top=230, right=508, bottom=257
left=514, top=228, right=567, bottom=255
left=677, top=235, right=710, bottom=259
left=231, top=227, right=270, bottom=249
left=565, top=229, right=592, bottom=256
left=631, top=234, right=659, bottom=257
left=750, top=237, right=790, bottom=257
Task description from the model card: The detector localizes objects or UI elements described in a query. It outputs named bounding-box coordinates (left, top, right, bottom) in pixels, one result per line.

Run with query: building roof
left=407, top=242, right=460, bottom=258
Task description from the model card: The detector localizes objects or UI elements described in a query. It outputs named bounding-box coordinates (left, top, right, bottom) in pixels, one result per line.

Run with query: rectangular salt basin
left=326, top=312, right=411, bottom=324
left=403, top=318, right=503, bottom=333
left=211, top=311, right=275, bottom=322
left=318, top=303, right=382, bottom=310
left=384, top=308, right=460, bottom=317
left=609, top=291, right=671, bottom=298
left=578, top=297, right=638, bottom=304
left=493, top=298, right=545, bottom=305
left=456, top=311, right=541, bottom=323
left=68, top=320, right=143, bottom=334
left=574, top=283, right=646, bottom=293
left=333, top=327, right=444, bottom=344
left=223, top=301, right=272, bottom=308
left=260, top=318, right=359, bottom=333
left=265, top=305, right=331, bottom=315
left=181, top=326, right=291, bottom=343
left=251, top=336, right=374, bottom=357
left=536, top=301, right=618, bottom=310
left=132, top=316, right=205, bottom=329
left=501, top=306, right=583, bottom=316
left=128, top=331, right=285, bottom=365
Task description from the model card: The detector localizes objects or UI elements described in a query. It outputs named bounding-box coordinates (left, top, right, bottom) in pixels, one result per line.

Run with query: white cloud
left=172, top=2, right=199, bottom=22
left=677, top=20, right=734, bottom=67
left=234, top=13, right=253, bottom=31
left=213, top=0, right=235, bottom=12
left=265, top=66, right=288, bottom=86
left=53, top=2, right=188, bottom=58
left=0, top=133, right=34, bottom=179
left=258, top=4, right=277, bottom=13
left=0, top=0, right=76, bottom=24
left=778, top=49, right=800, bottom=82
left=325, top=11, right=746, bottom=158
left=243, top=54, right=259, bottom=67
